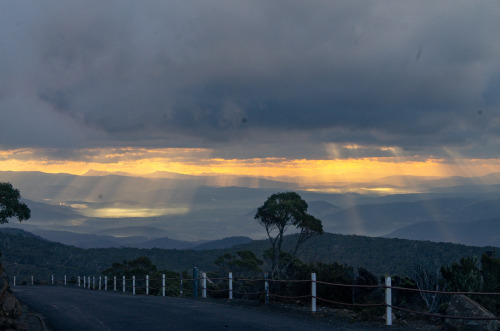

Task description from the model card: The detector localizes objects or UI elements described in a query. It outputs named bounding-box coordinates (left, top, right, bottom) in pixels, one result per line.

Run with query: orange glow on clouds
left=0, top=148, right=499, bottom=185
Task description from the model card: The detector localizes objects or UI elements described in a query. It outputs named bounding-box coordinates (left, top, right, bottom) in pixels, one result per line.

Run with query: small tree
left=254, top=192, right=323, bottom=279
left=481, top=251, right=500, bottom=293
left=441, top=256, right=482, bottom=292
left=355, top=267, right=381, bottom=305
left=102, top=256, right=157, bottom=278
left=412, top=261, right=445, bottom=313
left=291, top=261, right=355, bottom=306
left=102, top=256, right=164, bottom=295
left=215, top=250, right=263, bottom=278
left=480, top=251, right=500, bottom=315
left=213, top=250, right=264, bottom=298
left=0, top=182, right=30, bottom=224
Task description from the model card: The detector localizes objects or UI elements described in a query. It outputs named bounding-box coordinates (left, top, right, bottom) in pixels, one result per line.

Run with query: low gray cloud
left=1, top=0, right=499, bottom=159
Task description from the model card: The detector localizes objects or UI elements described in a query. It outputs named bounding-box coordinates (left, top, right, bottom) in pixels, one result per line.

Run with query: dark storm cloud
left=1, top=0, right=500, bottom=158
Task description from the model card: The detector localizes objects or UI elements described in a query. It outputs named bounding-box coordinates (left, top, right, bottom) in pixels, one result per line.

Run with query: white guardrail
left=12, top=273, right=500, bottom=326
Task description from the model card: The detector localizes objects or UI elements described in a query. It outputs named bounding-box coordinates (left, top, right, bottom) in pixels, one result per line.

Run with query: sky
left=1, top=1, right=500, bottom=185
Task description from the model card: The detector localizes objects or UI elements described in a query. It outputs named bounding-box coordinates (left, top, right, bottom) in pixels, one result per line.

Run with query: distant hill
left=384, top=217, right=500, bottom=247
left=83, top=170, right=134, bottom=177
left=0, top=228, right=40, bottom=239
left=136, top=237, right=203, bottom=250
left=190, top=236, right=252, bottom=250
left=26, top=229, right=150, bottom=249
left=143, top=171, right=197, bottom=179
left=94, top=226, right=172, bottom=238
left=16, top=228, right=252, bottom=250
left=19, top=199, right=84, bottom=221
left=322, top=198, right=500, bottom=236
left=306, top=200, right=341, bottom=218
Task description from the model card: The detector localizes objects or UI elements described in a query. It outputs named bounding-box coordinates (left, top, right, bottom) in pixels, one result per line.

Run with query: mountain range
left=21, top=227, right=252, bottom=250
left=1, top=170, right=500, bottom=247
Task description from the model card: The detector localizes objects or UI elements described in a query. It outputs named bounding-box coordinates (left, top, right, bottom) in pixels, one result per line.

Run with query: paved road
left=13, top=286, right=366, bottom=331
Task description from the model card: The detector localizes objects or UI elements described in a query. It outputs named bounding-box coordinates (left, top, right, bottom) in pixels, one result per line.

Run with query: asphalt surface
left=13, top=286, right=364, bottom=331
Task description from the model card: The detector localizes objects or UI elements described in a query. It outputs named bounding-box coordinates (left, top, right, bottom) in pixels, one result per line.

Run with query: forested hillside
left=0, top=228, right=495, bottom=281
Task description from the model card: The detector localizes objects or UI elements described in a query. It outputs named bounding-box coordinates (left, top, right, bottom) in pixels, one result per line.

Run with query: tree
left=102, top=256, right=157, bottom=278
left=0, top=182, right=30, bottom=224
left=481, top=251, right=500, bottom=293
left=254, top=192, right=323, bottom=279
left=412, top=261, right=445, bottom=312
left=213, top=250, right=264, bottom=298
left=479, top=252, right=500, bottom=315
left=214, top=250, right=263, bottom=278
left=102, top=256, right=164, bottom=295
left=291, top=261, right=354, bottom=306
left=441, top=256, right=482, bottom=292
left=355, top=267, right=381, bottom=304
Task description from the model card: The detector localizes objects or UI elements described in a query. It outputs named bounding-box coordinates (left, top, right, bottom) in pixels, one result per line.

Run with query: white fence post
left=180, top=274, right=183, bottom=295
left=385, top=276, right=392, bottom=326
left=146, top=275, right=149, bottom=295
left=193, top=267, right=198, bottom=298
left=311, top=273, right=317, bottom=312
left=105, top=276, right=108, bottom=291
left=64, top=275, right=67, bottom=286
left=13, top=276, right=16, bottom=287
left=264, top=273, right=269, bottom=304
left=202, top=272, right=207, bottom=298
left=133, top=276, right=136, bottom=295
left=52, top=275, right=54, bottom=285
left=228, top=272, right=233, bottom=300
left=162, top=274, right=165, bottom=297
left=88, top=276, right=91, bottom=289
left=83, top=276, right=86, bottom=288
left=78, top=276, right=81, bottom=287
left=99, top=276, right=102, bottom=290
left=114, top=276, right=117, bottom=291
left=123, top=276, right=125, bottom=293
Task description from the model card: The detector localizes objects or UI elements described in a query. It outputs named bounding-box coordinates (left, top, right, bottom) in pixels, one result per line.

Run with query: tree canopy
left=255, top=191, right=323, bottom=278
left=214, top=250, right=263, bottom=278
left=0, top=182, right=31, bottom=224
left=102, top=256, right=157, bottom=277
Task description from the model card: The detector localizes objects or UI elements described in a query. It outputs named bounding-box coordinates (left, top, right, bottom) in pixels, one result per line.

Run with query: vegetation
left=255, top=192, right=323, bottom=279
left=101, top=256, right=189, bottom=296
left=481, top=251, right=500, bottom=293
left=2, top=226, right=500, bottom=318
left=1, top=228, right=497, bottom=281
left=102, top=256, right=158, bottom=278
left=480, top=252, right=500, bottom=314
left=441, top=256, right=482, bottom=292
left=412, top=261, right=445, bottom=312
left=289, top=260, right=356, bottom=306
left=440, top=252, right=500, bottom=315
left=214, top=250, right=263, bottom=279
left=0, top=182, right=30, bottom=224
left=3, top=185, right=500, bottom=322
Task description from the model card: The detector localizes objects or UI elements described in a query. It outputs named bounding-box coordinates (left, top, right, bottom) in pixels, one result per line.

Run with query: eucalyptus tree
left=255, top=192, right=323, bottom=279
left=0, top=182, right=30, bottom=224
